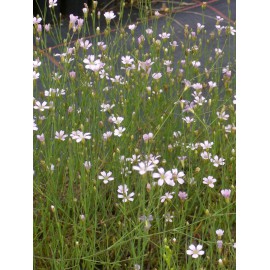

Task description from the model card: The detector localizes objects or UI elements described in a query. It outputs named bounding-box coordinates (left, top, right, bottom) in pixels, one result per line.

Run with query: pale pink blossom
left=49, top=0, right=57, bottom=8
left=37, top=133, right=45, bottom=142
left=171, top=169, right=185, bottom=184
left=55, top=130, right=68, bottom=141
left=152, top=73, right=162, bottom=80
left=203, top=176, right=217, bottom=188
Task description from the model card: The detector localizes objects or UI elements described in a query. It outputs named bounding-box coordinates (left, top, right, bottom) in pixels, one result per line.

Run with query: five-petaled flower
left=203, top=176, right=217, bottom=188
left=98, top=171, right=114, bottom=184
left=55, top=130, right=68, bottom=141
left=186, top=244, right=205, bottom=258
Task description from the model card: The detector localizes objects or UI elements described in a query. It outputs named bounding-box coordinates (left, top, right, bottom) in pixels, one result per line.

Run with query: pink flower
left=37, top=133, right=45, bottom=142
left=221, top=189, right=231, bottom=198
left=55, top=130, right=68, bottom=141
left=143, top=133, right=153, bottom=142
left=49, top=0, right=57, bottom=8
left=203, top=176, right=217, bottom=188
left=178, top=191, right=188, bottom=201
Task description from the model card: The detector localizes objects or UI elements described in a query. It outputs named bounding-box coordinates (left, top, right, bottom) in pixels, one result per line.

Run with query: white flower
left=201, top=151, right=212, bottom=160
left=121, top=55, right=134, bottom=65
left=128, top=24, right=136, bottom=30
left=100, top=103, right=115, bottom=112
left=203, top=176, right=217, bottom=188
left=171, top=168, right=185, bottom=184
left=103, top=131, right=113, bottom=141
left=117, top=184, right=134, bottom=202
left=79, top=39, right=92, bottom=50
left=98, top=171, right=114, bottom=184
left=216, top=229, right=224, bottom=237
left=33, top=101, right=50, bottom=111
left=33, top=119, right=38, bottom=131
left=146, top=28, right=153, bottom=35
left=55, top=130, right=68, bottom=141
left=160, top=192, right=174, bottom=203
left=132, top=161, right=155, bottom=175
left=217, top=111, right=229, bottom=120
left=84, top=161, right=92, bottom=170
left=182, top=117, right=194, bottom=124
left=192, top=83, right=203, bottom=90
left=153, top=167, right=173, bottom=186
left=208, top=81, right=217, bottom=89
left=211, top=155, right=225, bottom=167
left=49, top=0, right=57, bottom=8
left=200, top=140, right=213, bottom=150
left=186, top=244, right=205, bottom=258
left=70, top=130, right=91, bottom=143
left=197, top=23, right=205, bottom=30
left=163, top=212, right=174, bottom=223
left=104, top=11, right=116, bottom=22
left=192, top=61, right=201, bottom=68
left=33, top=59, right=41, bottom=68
left=33, top=17, right=42, bottom=25
left=111, top=116, right=124, bottom=125
left=152, top=73, right=162, bottom=80
left=114, top=127, right=126, bottom=137
left=33, top=71, right=40, bottom=80
left=159, top=32, right=170, bottom=39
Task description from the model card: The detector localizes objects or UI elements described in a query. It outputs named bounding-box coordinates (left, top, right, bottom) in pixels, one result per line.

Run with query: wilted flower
left=83, top=161, right=91, bottom=171
left=139, top=215, right=153, bottom=230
